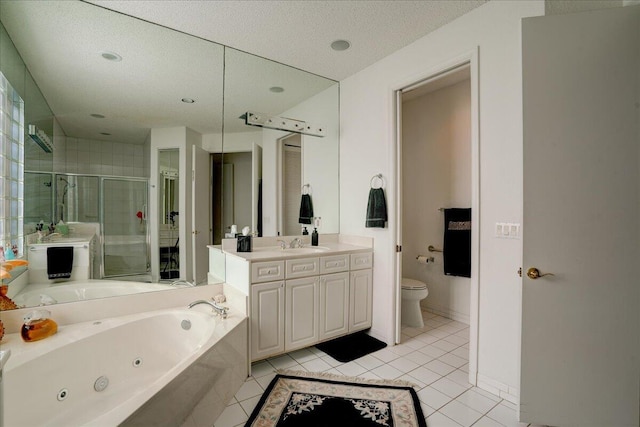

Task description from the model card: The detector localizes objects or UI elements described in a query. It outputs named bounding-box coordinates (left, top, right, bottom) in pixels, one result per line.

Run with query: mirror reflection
left=158, top=149, right=180, bottom=279
left=0, top=0, right=339, bottom=311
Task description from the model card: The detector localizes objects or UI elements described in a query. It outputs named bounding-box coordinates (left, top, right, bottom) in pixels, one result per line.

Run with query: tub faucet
left=170, top=279, right=195, bottom=287
left=188, top=299, right=229, bottom=319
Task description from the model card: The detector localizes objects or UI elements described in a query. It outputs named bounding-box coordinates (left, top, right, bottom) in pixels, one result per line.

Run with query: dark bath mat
left=315, top=331, right=387, bottom=363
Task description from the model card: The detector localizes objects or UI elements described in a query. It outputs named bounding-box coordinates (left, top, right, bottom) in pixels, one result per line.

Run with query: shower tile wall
left=52, top=136, right=150, bottom=178
left=24, top=173, right=52, bottom=223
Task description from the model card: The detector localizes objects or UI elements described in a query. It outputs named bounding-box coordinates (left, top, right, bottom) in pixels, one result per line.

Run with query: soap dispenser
left=311, top=217, right=320, bottom=246
left=302, top=226, right=309, bottom=236
left=21, top=309, right=58, bottom=342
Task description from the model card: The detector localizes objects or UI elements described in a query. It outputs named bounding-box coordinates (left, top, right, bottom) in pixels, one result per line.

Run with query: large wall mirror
left=220, top=48, right=339, bottom=242
left=0, top=0, right=339, bottom=310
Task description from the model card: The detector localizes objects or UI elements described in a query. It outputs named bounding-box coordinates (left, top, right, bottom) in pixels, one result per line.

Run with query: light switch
left=495, top=222, right=521, bottom=239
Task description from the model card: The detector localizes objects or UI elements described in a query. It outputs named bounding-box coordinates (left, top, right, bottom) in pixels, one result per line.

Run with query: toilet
left=401, top=278, right=429, bottom=328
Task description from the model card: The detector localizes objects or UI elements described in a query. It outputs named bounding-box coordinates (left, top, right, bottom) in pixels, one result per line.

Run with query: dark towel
left=299, top=194, right=314, bottom=224
left=365, top=188, right=387, bottom=228
left=443, top=208, right=471, bottom=278
left=47, top=246, right=74, bottom=280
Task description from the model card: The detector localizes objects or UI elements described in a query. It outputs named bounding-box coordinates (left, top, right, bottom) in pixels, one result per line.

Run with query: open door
left=521, top=6, right=639, bottom=426
left=252, top=142, right=263, bottom=236
left=192, top=145, right=210, bottom=284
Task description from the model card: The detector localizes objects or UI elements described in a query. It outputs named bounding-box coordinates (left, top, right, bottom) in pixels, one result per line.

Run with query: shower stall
left=24, top=172, right=150, bottom=278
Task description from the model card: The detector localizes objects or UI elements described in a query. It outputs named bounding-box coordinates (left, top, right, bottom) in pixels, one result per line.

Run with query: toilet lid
left=402, top=278, right=428, bottom=290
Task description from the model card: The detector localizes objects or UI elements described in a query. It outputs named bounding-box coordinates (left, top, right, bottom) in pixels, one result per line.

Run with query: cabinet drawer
left=252, top=261, right=285, bottom=283
left=350, top=252, right=373, bottom=270
left=319, top=254, right=349, bottom=274
left=286, top=257, right=319, bottom=279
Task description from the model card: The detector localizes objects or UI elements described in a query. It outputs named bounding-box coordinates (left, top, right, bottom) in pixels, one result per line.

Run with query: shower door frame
left=99, top=176, right=150, bottom=279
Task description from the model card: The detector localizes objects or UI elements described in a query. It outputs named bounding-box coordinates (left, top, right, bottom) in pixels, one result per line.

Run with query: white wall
left=340, top=0, right=544, bottom=397
left=402, top=80, right=471, bottom=323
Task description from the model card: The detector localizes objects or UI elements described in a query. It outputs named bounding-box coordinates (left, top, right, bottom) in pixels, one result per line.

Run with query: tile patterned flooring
left=210, top=311, right=542, bottom=427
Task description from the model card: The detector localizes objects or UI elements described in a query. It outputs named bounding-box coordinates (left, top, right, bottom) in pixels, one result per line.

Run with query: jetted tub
left=2, top=307, right=247, bottom=427
left=12, top=280, right=173, bottom=307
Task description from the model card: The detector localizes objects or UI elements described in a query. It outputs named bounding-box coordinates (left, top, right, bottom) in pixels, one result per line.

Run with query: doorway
left=278, top=134, right=302, bottom=236
left=394, top=53, right=480, bottom=385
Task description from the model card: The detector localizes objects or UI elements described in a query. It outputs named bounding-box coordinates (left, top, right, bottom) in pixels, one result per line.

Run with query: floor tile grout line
left=233, top=314, right=507, bottom=427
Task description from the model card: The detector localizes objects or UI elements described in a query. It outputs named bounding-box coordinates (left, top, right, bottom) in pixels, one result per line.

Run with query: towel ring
left=302, top=183, right=312, bottom=195
left=370, top=174, right=384, bottom=189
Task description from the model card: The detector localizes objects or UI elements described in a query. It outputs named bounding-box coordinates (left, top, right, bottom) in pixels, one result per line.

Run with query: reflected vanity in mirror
left=0, top=0, right=339, bottom=311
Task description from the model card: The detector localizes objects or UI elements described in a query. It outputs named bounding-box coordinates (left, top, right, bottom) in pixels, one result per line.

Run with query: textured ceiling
left=88, top=0, right=488, bottom=81
left=2, top=0, right=488, bottom=145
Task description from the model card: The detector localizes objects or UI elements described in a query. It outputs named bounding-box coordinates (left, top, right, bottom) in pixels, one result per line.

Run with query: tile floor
left=213, top=311, right=542, bottom=427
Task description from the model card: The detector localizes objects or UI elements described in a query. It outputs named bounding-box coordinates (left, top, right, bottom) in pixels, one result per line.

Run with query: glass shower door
left=101, top=177, right=149, bottom=277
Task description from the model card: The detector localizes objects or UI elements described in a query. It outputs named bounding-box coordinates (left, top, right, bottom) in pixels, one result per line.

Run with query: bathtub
left=12, top=280, right=173, bottom=307
left=2, top=307, right=247, bottom=427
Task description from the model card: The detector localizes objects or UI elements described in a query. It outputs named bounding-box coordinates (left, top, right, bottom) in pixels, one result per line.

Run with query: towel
left=299, top=194, right=314, bottom=224
left=47, top=246, right=74, bottom=280
left=366, top=188, right=388, bottom=228
left=443, top=208, right=471, bottom=278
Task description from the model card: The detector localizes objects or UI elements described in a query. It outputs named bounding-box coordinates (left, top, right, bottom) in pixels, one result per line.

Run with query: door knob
left=526, top=267, right=554, bottom=279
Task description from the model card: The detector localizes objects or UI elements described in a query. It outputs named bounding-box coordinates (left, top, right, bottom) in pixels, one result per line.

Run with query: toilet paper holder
left=416, top=255, right=435, bottom=264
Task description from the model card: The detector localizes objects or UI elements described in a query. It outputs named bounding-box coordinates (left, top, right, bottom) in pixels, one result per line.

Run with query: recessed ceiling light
left=90, top=114, right=105, bottom=119
left=330, top=40, right=351, bottom=51
left=100, top=51, right=122, bottom=62
left=100, top=132, right=111, bottom=136
left=269, top=86, right=284, bottom=93
left=181, top=98, right=195, bottom=104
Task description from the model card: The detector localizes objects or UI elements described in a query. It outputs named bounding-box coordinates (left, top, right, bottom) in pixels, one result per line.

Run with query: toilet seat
left=402, top=278, right=427, bottom=290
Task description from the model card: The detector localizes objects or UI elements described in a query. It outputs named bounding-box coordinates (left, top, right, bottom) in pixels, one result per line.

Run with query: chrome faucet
left=188, top=299, right=229, bottom=319
left=289, top=237, right=302, bottom=248
left=277, top=239, right=287, bottom=250
left=170, top=279, right=195, bottom=287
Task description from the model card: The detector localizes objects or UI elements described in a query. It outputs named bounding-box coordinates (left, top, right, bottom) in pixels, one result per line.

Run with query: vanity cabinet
left=319, top=272, right=350, bottom=341
left=222, top=244, right=373, bottom=362
left=349, top=269, right=373, bottom=332
left=251, top=281, right=285, bottom=360
left=285, top=276, right=320, bottom=351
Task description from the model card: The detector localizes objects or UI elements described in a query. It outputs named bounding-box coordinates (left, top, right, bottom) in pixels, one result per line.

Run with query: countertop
left=224, top=241, right=372, bottom=262
left=217, top=234, right=373, bottom=262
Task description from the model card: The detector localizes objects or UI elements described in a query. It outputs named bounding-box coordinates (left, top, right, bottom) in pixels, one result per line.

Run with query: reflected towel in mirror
left=299, top=194, right=314, bottom=224
left=47, top=246, right=74, bottom=280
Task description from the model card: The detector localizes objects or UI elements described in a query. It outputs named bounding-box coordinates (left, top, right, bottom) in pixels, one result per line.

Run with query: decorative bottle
left=21, top=310, right=58, bottom=342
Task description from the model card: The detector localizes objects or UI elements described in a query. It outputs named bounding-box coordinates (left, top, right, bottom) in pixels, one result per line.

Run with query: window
left=0, top=71, right=25, bottom=257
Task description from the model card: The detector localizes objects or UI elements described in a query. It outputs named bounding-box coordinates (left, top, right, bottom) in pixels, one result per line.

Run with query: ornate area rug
left=244, top=370, right=427, bottom=427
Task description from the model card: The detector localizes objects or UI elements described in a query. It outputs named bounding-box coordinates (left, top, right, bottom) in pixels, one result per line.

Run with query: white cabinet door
left=285, top=276, right=319, bottom=351
left=251, top=281, right=285, bottom=361
left=319, top=272, right=349, bottom=341
left=349, top=269, right=372, bottom=332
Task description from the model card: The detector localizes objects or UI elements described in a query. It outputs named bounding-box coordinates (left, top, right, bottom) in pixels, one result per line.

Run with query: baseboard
left=477, top=373, right=519, bottom=404
left=368, top=326, right=394, bottom=346
left=422, top=303, right=470, bottom=325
